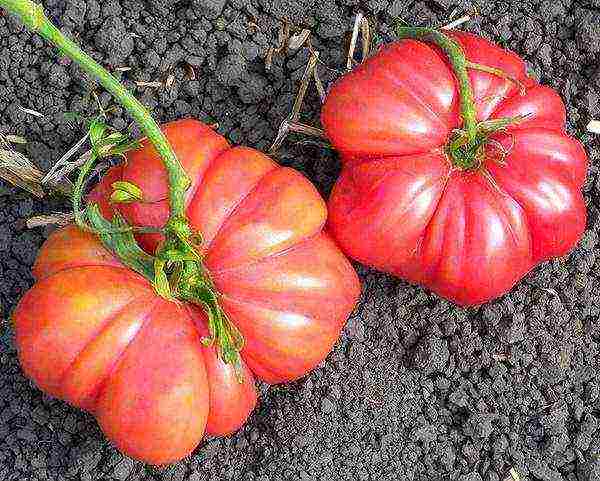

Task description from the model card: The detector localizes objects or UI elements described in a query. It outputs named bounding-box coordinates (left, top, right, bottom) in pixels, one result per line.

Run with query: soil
left=1, top=0, right=600, bottom=480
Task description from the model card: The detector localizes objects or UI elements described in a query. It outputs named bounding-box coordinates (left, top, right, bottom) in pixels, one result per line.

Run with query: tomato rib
left=63, top=296, right=160, bottom=410
left=196, top=161, right=276, bottom=256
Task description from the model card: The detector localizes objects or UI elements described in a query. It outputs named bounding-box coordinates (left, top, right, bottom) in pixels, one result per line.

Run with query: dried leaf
left=26, top=213, right=74, bottom=229
left=288, top=29, right=311, bottom=50
left=0, top=146, right=45, bottom=197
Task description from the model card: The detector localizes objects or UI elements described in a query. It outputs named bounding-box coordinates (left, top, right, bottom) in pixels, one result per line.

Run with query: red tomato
left=13, top=119, right=360, bottom=464
left=321, top=31, right=588, bottom=306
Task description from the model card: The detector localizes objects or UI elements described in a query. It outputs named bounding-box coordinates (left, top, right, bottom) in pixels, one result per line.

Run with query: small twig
left=441, top=14, right=472, bottom=30
left=313, top=64, right=326, bottom=103
left=25, top=212, right=74, bottom=229
left=270, top=121, right=292, bottom=153
left=288, top=121, right=325, bottom=138
left=347, top=12, right=364, bottom=70
left=291, top=50, right=319, bottom=121
left=270, top=120, right=326, bottom=153
left=360, top=15, right=371, bottom=61
left=42, top=132, right=89, bottom=185
left=135, top=80, right=163, bottom=89
left=539, top=287, right=560, bottom=299
left=269, top=50, right=320, bottom=153
left=265, top=19, right=294, bottom=70
left=17, top=105, right=44, bottom=118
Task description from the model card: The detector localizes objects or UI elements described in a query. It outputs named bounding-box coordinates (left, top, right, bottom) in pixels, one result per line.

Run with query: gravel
left=1, top=0, right=600, bottom=480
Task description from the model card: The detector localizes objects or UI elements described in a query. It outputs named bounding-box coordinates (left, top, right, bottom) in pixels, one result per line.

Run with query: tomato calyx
left=176, top=262, right=245, bottom=376
left=446, top=114, right=531, bottom=171
left=152, top=218, right=245, bottom=380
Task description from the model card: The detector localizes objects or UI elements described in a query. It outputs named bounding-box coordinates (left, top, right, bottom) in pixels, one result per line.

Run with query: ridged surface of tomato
left=321, top=31, right=587, bottom=306
left=14, top=120, right=360, bottom=464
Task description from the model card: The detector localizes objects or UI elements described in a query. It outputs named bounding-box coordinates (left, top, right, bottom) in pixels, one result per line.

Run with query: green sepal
left=85, top=204, right=156, bottom=281
left=110, top=180, right=144, bottom=204
left=152, top=258, right=172, bottom=299
left=88, top=117, right=108, bottom=155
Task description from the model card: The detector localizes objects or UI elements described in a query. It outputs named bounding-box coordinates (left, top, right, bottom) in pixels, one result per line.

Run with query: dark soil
left=1, top=0, right=600, bottom=480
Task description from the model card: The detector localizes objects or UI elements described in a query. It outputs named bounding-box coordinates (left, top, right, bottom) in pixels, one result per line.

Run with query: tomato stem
left=1, top=0, right=191, bottom=219
left=1, top=0, right=244, bottom=372
left=395, top=25, right=530, bottom=170
left=396, top=26, right=478, bottom=147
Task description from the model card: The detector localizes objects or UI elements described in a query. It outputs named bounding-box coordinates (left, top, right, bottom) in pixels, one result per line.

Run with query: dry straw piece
left=0, top=132, right=74, bottom=197
left=587, top=119, right=600, bottom=134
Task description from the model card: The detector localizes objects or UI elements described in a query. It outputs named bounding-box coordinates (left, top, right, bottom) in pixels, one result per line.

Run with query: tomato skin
left=14, top=120, right=360, bottom=464
left=321, top=31, right=588, bottom=306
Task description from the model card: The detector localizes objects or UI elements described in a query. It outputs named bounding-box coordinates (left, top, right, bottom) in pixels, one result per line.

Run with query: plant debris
left=269, top=46, right=325, bottom=153
left=347, top=12, right=371, bottom=70
left=0, top=133, right=72, bottom=197
left=269, top=13, right=373, bottom=153
left=25, top=212, right=74, bottom=229
left=135, top=80, right=164, bottom=89
left=41, top=133, right=90, bottom=188
left=17, top=105, right=45, bottom=118
left=587, top=119, right=600, bottom=134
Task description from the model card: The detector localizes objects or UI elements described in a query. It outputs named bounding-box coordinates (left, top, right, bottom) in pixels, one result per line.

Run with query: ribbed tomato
left=321, top=30, right=588, bottom=306
left=13, top=119, right=360, bottom=464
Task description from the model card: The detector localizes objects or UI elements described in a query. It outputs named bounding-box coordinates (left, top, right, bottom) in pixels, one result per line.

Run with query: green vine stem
left=1, top=0, right=244, bottom=374
left=396, top=26, right=478, bottom=144
left=0, top=0, right=190, bottom=231
left=396, top=25, right=528, bottom=170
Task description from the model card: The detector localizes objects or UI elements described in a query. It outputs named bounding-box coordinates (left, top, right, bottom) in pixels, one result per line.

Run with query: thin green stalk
left=0, top=0, right=191, bottom=226
left=396, top=26, right=478, bottom=143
